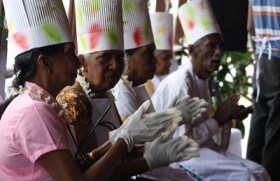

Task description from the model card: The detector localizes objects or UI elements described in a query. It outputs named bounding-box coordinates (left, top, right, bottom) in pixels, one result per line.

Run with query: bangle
left=88, top=150, right=95, bottom=160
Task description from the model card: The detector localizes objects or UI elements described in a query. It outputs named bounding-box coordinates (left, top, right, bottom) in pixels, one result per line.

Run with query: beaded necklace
left=76, top=74, right=115, bottom=105
left=76, top=74, right=96, bottom=99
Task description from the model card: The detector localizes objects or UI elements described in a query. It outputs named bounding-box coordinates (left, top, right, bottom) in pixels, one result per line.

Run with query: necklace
left=76, top=74, right=115, bottom=104
left=9, top=84, right=70, bottom=121
left=76, top=74, right=96, bottom=98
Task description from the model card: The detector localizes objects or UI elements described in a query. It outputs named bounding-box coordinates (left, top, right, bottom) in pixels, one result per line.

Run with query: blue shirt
left=249, top=0, right=280, bottom=58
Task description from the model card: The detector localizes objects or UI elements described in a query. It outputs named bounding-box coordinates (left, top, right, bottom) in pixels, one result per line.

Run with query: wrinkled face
left=190, top=33, right=223, bottom=80
left=126, top=43, right=157, bottom=86
left=50, top=43, right=80, bottom=91
left=155, top=50, right=172, bottom=76
left=82, top=50, right=124, bottom=93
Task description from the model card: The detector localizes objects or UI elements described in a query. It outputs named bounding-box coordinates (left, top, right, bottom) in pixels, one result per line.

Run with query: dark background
left=210, top=0, right=249, bottom=52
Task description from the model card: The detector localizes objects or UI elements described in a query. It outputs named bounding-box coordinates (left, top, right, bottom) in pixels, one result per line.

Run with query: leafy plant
left=0, top=8, right=4, bottom=29
left=211, top=51, right=255, bottom=137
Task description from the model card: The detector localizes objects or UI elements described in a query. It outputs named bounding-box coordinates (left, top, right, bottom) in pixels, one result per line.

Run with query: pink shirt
left=0, top=82, right=69, bottom=181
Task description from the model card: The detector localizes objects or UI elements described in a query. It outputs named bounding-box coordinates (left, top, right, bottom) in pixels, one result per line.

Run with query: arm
left=190, top=95, right=252, bottom=146
left=152, top=79, right=214, bottom=145
left=110, top=158, right=150, bottom=179
left=38, top=139, right=128, bottom=181
left=125, top=144, right=145, bottom=159
left=16, top=103, right=129, bottom=181
left=247, top=2, right=256, bottom=54
left=111, top=123, right=201, bottom=180
left=41, top=100, right=183, bottom=180
left=186, top=117, right=220, bottom=145
left=88, top=140, right=112, bottom=161
left=152, top=77, right=188, bottom=112
left=177, top=93, right=237, bottom=145
left=113, top=81, right=140, bottom=121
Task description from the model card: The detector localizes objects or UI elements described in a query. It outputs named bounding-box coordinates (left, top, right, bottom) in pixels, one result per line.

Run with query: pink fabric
left=0, top=82, right=69, bottom=181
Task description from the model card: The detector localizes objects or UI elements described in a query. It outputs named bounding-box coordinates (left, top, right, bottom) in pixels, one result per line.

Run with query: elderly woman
left=56, top=0, right=199, bottom=180
left=0, top=1, right=185, bottom=180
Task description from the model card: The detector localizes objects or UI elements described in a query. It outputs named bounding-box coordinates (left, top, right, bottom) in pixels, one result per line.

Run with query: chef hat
left=123, top=0, right=154, bottom=50
left=150, top=12, right=173, bottom=51
left=75, top=0, right=123, bottom=55
left=3, top=0, right=73, bottom=60
left=178, top=0, right=221, bottom=45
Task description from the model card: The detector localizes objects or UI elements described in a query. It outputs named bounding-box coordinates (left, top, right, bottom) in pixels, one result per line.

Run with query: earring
left=81, top=67, right=84, bottom=71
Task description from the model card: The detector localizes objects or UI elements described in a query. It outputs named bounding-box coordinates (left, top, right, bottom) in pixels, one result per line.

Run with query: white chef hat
left=75, top=0, right=123, bottom=55
left=3, top=0, right=73, bottom=60
left=150, top=12, right=173, bottom=51
left=123, top=0, right=154, bottom=50
left=178, top=0, right=221, bottom=45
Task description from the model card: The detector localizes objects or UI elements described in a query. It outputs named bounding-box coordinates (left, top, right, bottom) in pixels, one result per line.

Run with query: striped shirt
left=250, top=0, right=280, bottom=58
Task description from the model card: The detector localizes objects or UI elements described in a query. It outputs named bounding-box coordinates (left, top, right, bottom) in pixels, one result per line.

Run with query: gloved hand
left=109, top=100, right=182, bottom=151
left=170, top=96, right=208, bottom=125
left=143, top=122, right=200, bottom=169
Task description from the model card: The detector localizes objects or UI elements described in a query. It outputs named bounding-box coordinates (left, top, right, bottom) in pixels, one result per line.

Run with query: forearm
left=188, top=118, right=220, bottom=145
left=110, top=157, right=150, bottom=179
left=84, top=139, right=128, bottom=180
left=125, top=145, right=144, bottom=160
left=247, top=2, right=256, bottom=54
left=39, top=142, right=127, bottom=181
left=92, top=140, right=112, bottom=161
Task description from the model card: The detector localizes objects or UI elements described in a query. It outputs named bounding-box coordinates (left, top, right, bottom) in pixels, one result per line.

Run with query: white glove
left=143, top=122, right=200, bottom=169
left=171, top=96, right=208, bottom=125
left=109, top=100, right=182, bottom=151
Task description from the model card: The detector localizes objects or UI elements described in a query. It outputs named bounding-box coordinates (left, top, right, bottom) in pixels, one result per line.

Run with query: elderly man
left=152, top=0, right=270, bottom=180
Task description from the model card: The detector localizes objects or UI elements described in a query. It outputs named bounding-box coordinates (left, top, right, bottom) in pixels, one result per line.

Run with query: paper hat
left=123, top=0, right=154, bottom=50
left=178, top=0, right=221, bottom=45
left=3, top=0, right=73, bottom=60
left=75, top=0, right=123, bottom=55
left=150, top=12, right=173, bottom=51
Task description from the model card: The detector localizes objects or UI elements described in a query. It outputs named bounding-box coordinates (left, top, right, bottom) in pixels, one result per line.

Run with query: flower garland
left=76, top=74, right=96, bottom=99
left=76, top=74, right=115, bottom=104
left=9, top=85, right=70, bottom=121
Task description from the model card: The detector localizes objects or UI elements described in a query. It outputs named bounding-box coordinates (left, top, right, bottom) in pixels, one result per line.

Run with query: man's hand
left=233, top=105, right=253, bottom=121
left=213, top=94, right=240, bottom=126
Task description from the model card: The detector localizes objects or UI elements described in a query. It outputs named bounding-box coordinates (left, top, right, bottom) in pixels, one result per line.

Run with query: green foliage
left=217, top=51, right=255, bottom=101
left=0, top=13, right=4, bottom=29
left=213, top=51, right=255, bottom=137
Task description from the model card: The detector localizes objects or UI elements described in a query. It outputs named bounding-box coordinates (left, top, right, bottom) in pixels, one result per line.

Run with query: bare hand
left=213, top=94, right=240, bottom=126
left=233, top=105, right=253, bottom=121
